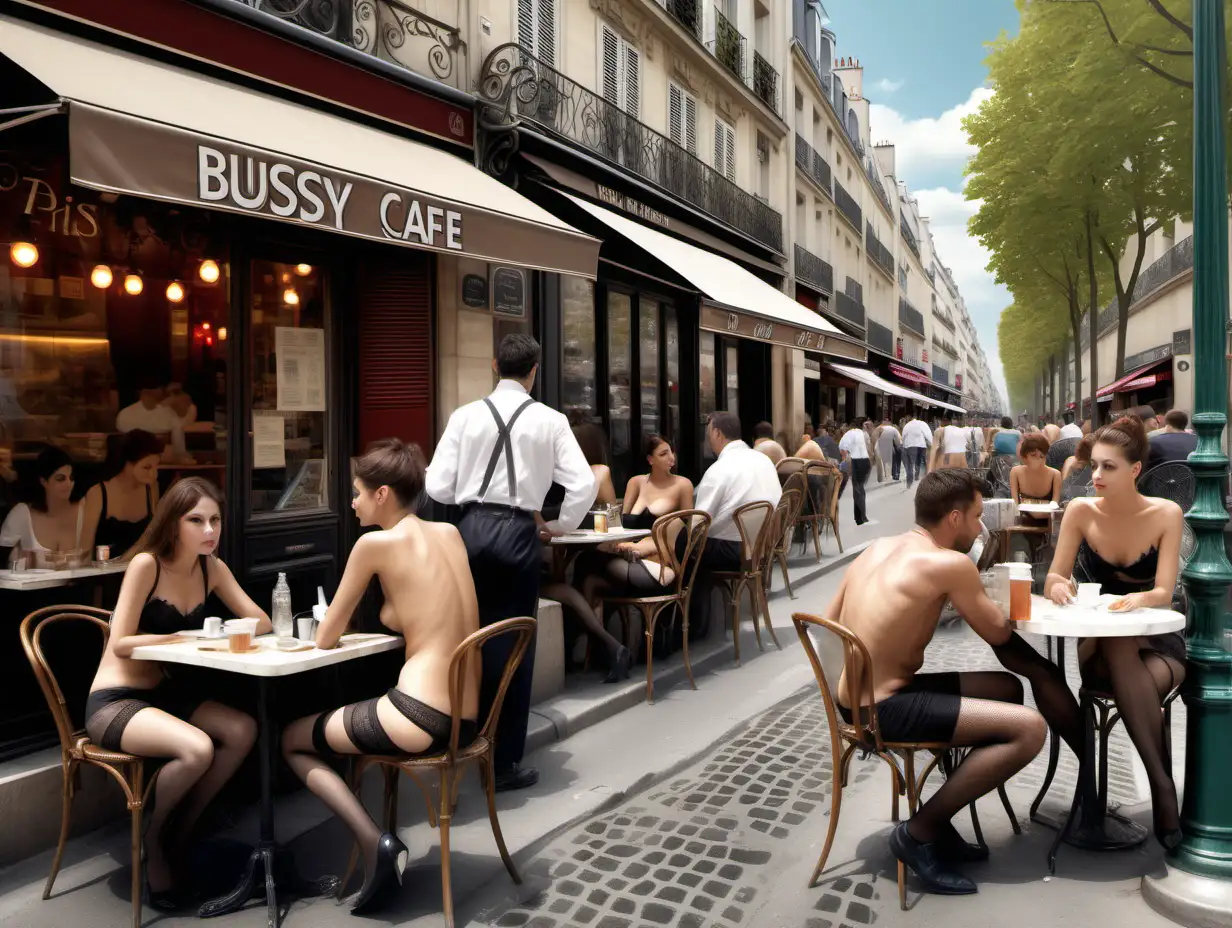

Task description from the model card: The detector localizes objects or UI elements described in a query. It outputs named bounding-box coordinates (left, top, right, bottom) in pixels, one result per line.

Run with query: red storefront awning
left=1096, top=361, right=1172, bottom=399
left=890, top=362, right=931, bottom=385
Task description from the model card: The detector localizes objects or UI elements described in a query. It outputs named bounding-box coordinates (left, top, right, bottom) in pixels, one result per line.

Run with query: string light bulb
left=123, top=273, right=144, bottom=296
left=198, top=259, right=220, bottom=284
left=282, top=288, right=300, bottom=306
left=9, top=242, right=38, bottom=268
left=89, top=264, right=114, bottom=289
left=294, top=263, right=312, bottom=276
left=218, top=327, right=228, bottom=341
left=165, top=281, right=185, bottom=303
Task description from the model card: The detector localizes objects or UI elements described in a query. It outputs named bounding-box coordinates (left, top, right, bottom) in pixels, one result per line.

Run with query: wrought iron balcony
left=1079, top=234, right=1194, bottom=348
left=899, top=296, right=925, bottom=337
left=834, top=180, right=862, bottom=232
left=666, top=0, right=703, bottom=40
left=752, top=51, right=780, bottom=114
left=933, top=307, right=956, bottom=332
left=900, top=214, right=921, bottom=258
left=932, top=333, right=957, bottom=357
left=865, top=157, right=893, bottom=217
left=900, top=344, right=923, bottom=368
left=845, top=276, right=863, bottom=305
left=710, top=8, right=746, bottom=83
left=932, top=364, right=950, bottom=386
left=794, top=134, right=831, bottom=194
left=865, top=222, right=894, bottom=279
left=236, top=0, right=464, bottom=86
left=834, top=291, right=866, bottom=329
left=867, top=319, right=894, bottom=355
left=480, top=45, right=783, bottom=252
left=794, top=244, right=834, bottom=296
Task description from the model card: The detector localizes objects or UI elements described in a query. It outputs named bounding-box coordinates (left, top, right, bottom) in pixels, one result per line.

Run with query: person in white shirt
left=838, top=424, right=872, bottom=525
left=875, top=417, right=903, bottom=482
left=116, top=384, right=183, bottom=435
left=687, top=411, right=782, bottom=637
left=1059, top=414, right=1084, bottom=440
left=901, top=414, right=933, bottom=488
left=425, top=334, right=595, bottom=792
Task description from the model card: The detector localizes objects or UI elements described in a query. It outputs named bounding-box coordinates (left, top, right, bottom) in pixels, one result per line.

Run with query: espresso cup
left=1075, top=582, right=1102, bottom=605
left=203, top=616, right=223, bottom=638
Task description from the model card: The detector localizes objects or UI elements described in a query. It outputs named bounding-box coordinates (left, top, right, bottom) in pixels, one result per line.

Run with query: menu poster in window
left=490, top=267, right=526, bottom=319
left=274, top=327, right=326, bottom=411
left=252, top=413, right=286, bottom=469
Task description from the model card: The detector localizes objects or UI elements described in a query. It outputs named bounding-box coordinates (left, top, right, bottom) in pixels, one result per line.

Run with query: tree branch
left=1044, top=0, right=1194, bottom=89
left=1144, top=0, right=1193, bottom=42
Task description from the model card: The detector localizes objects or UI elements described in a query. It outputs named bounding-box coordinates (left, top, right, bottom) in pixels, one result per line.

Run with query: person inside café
left=81, top=429, right=165, bottom=558
left=84, top=477, right=270, bottom=908
left=115, top=376, right=184, bottom=435
left=0, top=445, right=84, bottom=559
left=752, top=420, right=787, bottom=465
left=283, top=439, right=481, bottom=914
left=1044, top=415, right=1186, bottom=849
left=1010, top=433, right=1061, bottom=506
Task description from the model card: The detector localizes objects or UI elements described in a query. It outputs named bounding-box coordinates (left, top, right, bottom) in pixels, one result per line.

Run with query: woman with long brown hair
left=85, top=477, right=269, bottom=908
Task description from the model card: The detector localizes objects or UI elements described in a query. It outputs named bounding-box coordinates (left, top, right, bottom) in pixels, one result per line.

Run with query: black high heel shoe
left=603, top=646, right=633, bottom=684
left=350, top=833, right=409, bottom=916
left=1153, top=781, right=1183, bottom=851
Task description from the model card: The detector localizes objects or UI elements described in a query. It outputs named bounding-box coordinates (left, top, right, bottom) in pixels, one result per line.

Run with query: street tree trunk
left=1085, top=210, right=1101, bottom=427
left=1067, top=283, right=1084, bottom=413
left=1101, top=203, right=1156, bottom=379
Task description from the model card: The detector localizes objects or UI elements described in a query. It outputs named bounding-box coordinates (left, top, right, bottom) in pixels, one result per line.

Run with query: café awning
left=561, top=194, right=867, bottom=361
left=1096, top=360, right=1173, bottom=400
left=0, top=16, right=599, bottom=277
left=828, top=363, right=967, bottom=415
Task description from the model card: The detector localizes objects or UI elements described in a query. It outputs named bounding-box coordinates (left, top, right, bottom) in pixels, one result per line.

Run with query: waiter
left=426, top=334, right=595, bottom=791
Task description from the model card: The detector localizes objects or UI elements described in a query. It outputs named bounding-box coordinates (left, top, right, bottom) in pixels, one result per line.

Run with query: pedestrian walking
left=901, top=413, right=933, bottom=487
left=838, top=424, right=871, bottom=525
left=425, top=334, right=596, bottom=792
left=875, top=416, right=902, bottom=482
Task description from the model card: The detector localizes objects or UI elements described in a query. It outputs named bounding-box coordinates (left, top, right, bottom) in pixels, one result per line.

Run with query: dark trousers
left=680, top=535, right=742, bottom=640
left=457, top=505, right=540, bottom=773
left=851, top=458, right=872, bottom=525
left=904, top=447, right=928, bottom=486
left=892, top=447, right=902, bottom=481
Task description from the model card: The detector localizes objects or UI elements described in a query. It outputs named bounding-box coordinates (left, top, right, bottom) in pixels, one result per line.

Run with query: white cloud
left=873, top=77, right=905, bottom=94
left=868, top=86, right=992, bottom=185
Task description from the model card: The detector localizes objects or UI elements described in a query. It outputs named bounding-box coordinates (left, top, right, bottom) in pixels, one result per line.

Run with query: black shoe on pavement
left=936, top=822, right=989, bottom=863
left=350, top=833, right=408, bottom=916
left=494, top=763, right=539, bottom=793
left=603, top=646, right=633, bottom=683
left=889, top=822, right=978, bottom=895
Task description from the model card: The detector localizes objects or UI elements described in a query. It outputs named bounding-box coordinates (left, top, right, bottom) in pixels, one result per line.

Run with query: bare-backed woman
left=281, top=439, right=480, bottom=915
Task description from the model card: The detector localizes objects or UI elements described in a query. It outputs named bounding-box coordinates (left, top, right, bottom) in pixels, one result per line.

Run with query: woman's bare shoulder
left=1143, top=495, right=1184, bottom=521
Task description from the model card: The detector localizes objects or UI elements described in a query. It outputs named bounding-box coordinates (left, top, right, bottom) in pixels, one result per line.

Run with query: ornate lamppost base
left=1143, top=868, right=1232, bottom=928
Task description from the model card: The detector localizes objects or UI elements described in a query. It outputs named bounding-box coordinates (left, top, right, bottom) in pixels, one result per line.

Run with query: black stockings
left=992, top=633, right=1084, bottom=757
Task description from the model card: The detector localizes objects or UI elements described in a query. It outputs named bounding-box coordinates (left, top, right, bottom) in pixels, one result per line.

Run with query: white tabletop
left=0, top=563, right=126, bottom=592
left=1018, top=503, right=1060, bottom=516
left=1014, top=595, right=1186, bottom=638
left=549, top=529, right=651, bottom=545
left=131, top=632, right=404, bottom=678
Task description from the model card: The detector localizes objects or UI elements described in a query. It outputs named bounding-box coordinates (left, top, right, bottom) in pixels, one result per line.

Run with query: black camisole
left=140, top=555, right=211, bottom=635
left=1074, top=540, right=1185, bottom=663
left=97, top=482, right=154, bottom=555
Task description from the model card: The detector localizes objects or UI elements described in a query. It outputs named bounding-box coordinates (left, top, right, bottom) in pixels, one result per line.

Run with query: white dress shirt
left=839, top=429, right=870, bottom=460
left=1059, top=422, right=1084, bottom=440
left=116, top=401, right=181, bottom=434
left=695, top=440, right=782, bottom=543
left=902, top=420, right=933, bottom=449
left=425, top=380, right=596, bottom=533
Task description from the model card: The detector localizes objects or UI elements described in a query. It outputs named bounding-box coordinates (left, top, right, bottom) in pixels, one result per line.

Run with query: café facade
left=0, top=9, right=599, bottom=763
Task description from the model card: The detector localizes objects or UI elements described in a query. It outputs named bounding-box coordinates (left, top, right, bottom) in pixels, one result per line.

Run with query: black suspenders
left=479, top=397, right=536, bottom=501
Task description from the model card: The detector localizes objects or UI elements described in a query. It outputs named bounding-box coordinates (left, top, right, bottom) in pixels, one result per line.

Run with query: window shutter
left=684, top=93, right=697, bottom=154
left=713, top=120, right=726, bottom=175
left=668, top=83, right=683, bottom=146
left=623, top=44, right=640, bottom=118
left=601, top=26, right=620, bottom=104
left=722, top=121, right=736, bottom=180
left=537, top=0, right=556, bottom=67
left=517, top=0, right=535, bottom=55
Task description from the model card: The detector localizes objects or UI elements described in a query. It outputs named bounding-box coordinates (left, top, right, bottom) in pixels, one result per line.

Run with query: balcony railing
left=752, top=51, right=780, bottom=114
left=900, top=214, right=920, bottom=259
left=710, top=8, right=746, bottom=83
left=238, top=0, right=464, bottom=85
left=865, top=222, right=894, bottom=278
left=834, top=180, right=862, bottom=232
left=794, top=134, right=831, bottom=194
left=480, top=44, right=783, bottom=252
left=934, top=308, right=956, bottom=332
left=900, top=344, right=924, bottom=368
left=932, top=364, right=950, bottom=386
left=932, top=333, right=957, bottom=357
left=899, top=296, right=925, bottom=337
left=845, top=276, right=863, bottom=305
left=834, top=291, right=866, bottom=329
left=868, top=319, right=894, bottom=355
left=865, top=157, right=893, bottom=217
left=794, top=244, right=834, bottom=295
left=1079, top=234, right=1195, bottom=348
left=666, top=0, right=703, bottom=40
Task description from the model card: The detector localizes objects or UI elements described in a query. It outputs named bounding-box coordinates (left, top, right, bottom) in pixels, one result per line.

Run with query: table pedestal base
left=198, top=842, right=341, bottom=925
left=1061, top=810, right=1149, bottom=851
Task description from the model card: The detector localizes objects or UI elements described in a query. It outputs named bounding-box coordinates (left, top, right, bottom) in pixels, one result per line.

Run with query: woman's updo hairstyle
left=1092, top=415, right=1149, bottom=465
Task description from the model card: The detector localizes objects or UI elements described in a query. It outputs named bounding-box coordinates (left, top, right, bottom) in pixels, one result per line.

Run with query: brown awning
left=0, top=16, right=599, bottom=278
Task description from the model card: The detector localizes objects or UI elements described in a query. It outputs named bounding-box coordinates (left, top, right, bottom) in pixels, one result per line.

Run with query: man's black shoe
left=936, top=822, right=989, bottom=863
left=889, top=822, right=978, bottom=895
left=494, top=763, right=539, bottom=792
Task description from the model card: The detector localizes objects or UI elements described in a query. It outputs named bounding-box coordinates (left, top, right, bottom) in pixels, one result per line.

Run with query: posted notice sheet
left=253, top=413, right=286, bottom=469
left=275, top=326, right=326, bottom=411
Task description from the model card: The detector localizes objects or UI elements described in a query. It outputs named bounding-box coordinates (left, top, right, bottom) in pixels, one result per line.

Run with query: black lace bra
left=139, top=555, right=211, bottom=635
left=1075, top=540, right=1159, bottom=596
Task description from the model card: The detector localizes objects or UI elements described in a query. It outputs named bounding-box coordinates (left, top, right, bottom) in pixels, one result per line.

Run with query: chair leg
left=383, top=765, right=400, bottom=832
left=480, top=755, right=521, bottom=884
left=831, top=515, right=844, bottom=554
left=997, top=784, right=1021, bottom=835
left=809, top=743, right=846, bottom=887
left=439, top=770, right=455, bottom=928
left=1097, top=703, right=1111, bottom=811
left=904, top=751, right=918, bottom=816
left=890, top=765, right=901, bottom=823
left=339, top=759, right=368, bottom=899
left=810, top=519, right=822, bottom=562
left=755, top=575, right=781, bottom=650
left=129, top=763, right=144, bottom=928
left=749, top=577, right=765, bottom=653
left=44, top=759, right=77, bottom=900
left=1163, top=703, right=1174, bottom=779
left=778, top=552, right=795, bottom=599
left=731, top=584, right=743, bottom=665
left=644, top=608, right=656, bottom=705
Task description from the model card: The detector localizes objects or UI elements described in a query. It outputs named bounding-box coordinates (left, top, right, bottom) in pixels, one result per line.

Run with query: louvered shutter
left=668, top=83, right=684, bottom=146
left=517, top=0, right=535, bottom=54
left=714, top=120, right=726, bottom=175
left=683, top=93, right=697, bottom=154
left=624, top=44, right=640, bottom=118
left=601, top=26, right=620, bottom=103
left=716, top=120, right=735, bottom=180
left=537, top=0, right=556, bottom=67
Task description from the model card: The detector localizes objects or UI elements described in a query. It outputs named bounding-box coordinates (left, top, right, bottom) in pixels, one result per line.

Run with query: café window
left=607, top=290, right=633, bottom=488
left=561, top=276, right=596, bottom=422
left=698, top=330, right=716, bottom=466
left=638, top=297, right=660, bottom=438
left=248, top=259, right=329, bottom=515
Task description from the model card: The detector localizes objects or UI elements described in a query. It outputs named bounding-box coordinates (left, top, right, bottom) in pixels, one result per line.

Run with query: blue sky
left=824, top=0, right=1020, bottom=406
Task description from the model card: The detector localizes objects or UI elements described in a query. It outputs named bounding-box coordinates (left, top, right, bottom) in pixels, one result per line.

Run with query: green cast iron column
left=1145, top=1, right=1232, bottom=918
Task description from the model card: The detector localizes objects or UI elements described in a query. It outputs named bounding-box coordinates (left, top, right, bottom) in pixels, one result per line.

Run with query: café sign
left=596, top=185, right=670, bottom=228
left=699, top=303, right=866, bottom=361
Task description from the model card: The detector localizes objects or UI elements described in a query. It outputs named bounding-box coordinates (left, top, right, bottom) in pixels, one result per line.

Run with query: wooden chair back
left=445, top=617, right=536, bottom=762
left=19, top=606, right=112, bottom=754
left=774, top=488, right=804, bottom=551
left=791, top=612, right=885, bottom=752
left=731, top=500, right=775, bottom=571
left=647, top=508, right=711, bottom=600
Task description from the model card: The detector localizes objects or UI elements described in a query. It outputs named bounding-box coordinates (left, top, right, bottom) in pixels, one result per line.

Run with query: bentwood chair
left=768, top=484, right=806, bottom=598
left=340, top=617, right=536, bottom=928
left=713, top=501, right=782, bottom=664
left=20, top=605, right=157, bottom=928
left=792, top=613, right=1020, bottom=911
left=1046, top=437, right=1080, bottom=471
left=795, top=460, right=843, bottom=560
left=600, top=510, right=711, bottom=703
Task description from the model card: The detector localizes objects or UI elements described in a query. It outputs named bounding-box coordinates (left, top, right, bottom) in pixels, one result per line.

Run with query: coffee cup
left=297, top=617, right=315, bottom=642
left=1074, top=583, right=1102, bottom=605
left=203, top=616, right=223, bottom=638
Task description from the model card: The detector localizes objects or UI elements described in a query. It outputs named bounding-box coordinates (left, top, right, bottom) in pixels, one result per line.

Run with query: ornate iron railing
left=932, top=333, right=957, bottom=357
left=794, top=134, right=831, bottom=194
left=900, top=343, right=924, bottom=368
left=865, top=221, right=894, bottom=278
left=834, top=291, right=866, bottom=329
left=710, top=8, right=746, bottom=83
left=834, top=180, right=862, bottom=232
left=1078, top=234, right=1195, bottom=348
left=932, top=363, right=950, bottom=386
left=666, top=0, right=703, bottom=40
left=479, top=44, right=783, bottom=252
left=867, top=319, right=894, bottom=355
left=865, top=157, right=893, bottom=217
left=899, top=296, right=925, bottom=337
left=844, top=276, right=863, bottom=305
left=236, top=0, right=464, bottom=85
left=933, top=307, right=956, bottom=332
left=794, top=244, right=834, bottom=295
left=900, top=214, right=920, bottom=258
left=752, top=50, right=780, bottom=114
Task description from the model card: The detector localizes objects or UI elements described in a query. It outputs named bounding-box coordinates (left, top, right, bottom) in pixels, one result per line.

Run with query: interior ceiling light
left=123, top=273, right=144, bottom=296
left=282, top=288, right=300, bottom=306
left=9, top=242, right=38, bottom=268
left=198, top=259, right=220, bottom=284
left=294, top=263, right=313, bottom=276
left=89, top=265, right=114, bottom=289
left=165, top=281, right=185, bottom=303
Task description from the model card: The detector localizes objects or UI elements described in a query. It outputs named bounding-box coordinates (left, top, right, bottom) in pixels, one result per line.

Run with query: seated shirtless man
left=827, top=469, right=1078, bottom=895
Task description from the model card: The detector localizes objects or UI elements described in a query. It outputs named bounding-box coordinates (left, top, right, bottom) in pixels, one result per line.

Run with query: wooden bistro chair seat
left=712, top=500, right=783, bottom=665
left=339, top=617, right=536, bottom=928
left=599, top=509, right=711, bottom=704
left=767, top=485, right=806, bottom=599
left=792, top=612, right=1019, bottom=911
left=20, top=605, right=157, bottom=928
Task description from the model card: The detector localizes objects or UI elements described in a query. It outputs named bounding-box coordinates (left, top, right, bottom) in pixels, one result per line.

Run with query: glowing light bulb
left=294, top=263, right=312, bottom=276
left=202, top=322, right=211, bottom=331
left=89, top=264, right=114, bottom=289
left=165, top=281, right=185, bottom=303
left=123, top=274, right=144, bottom=296
left=9, top=242, right=38, bottom=268
left=282, top=288, right=300, bottom=306
left=218, top=327, right=228, bottom=341
left=198, top=259, right=220, bottom=284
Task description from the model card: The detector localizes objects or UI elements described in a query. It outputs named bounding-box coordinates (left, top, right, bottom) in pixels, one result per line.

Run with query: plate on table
left=1018, top=502, right=1060, bottom=515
